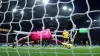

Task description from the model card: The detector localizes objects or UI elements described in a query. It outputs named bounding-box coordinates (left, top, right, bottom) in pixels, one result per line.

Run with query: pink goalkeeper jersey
left=29, top=29, right=53, bottom=41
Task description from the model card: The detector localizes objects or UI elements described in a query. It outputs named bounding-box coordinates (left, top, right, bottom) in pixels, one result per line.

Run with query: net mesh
left=0, top=0, right=100, bottom=56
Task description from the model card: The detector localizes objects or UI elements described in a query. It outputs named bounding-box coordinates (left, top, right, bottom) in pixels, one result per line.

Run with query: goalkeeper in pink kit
left=13, top=29, right=66, bottom=47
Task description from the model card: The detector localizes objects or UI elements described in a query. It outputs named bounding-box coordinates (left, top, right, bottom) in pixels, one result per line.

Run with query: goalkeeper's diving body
left=13, top=29, right=67, bottom=47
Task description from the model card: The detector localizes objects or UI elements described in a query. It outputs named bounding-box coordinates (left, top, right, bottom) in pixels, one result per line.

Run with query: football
left=66, top=44, right=72, bottom=49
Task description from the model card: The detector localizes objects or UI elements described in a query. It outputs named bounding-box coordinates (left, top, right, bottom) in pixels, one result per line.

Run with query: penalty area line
left=0, top=51, right=100, bottom=54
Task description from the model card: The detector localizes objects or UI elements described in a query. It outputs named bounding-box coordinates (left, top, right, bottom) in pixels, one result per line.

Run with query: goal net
left=0, top=0, right=100, bottom=56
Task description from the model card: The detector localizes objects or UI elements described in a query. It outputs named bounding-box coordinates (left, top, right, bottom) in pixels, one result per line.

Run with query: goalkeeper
left=13, top=29, right=67, bottom=47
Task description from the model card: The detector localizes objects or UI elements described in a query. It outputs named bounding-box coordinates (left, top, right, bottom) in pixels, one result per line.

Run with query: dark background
left=0, top=0, right=100, bottom=44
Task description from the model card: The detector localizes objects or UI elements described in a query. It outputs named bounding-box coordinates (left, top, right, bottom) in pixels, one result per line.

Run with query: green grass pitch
left=0, top=46, right=100, bottom=56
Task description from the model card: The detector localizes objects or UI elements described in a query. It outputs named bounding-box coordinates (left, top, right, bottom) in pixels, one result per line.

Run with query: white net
left=0, top=0, right=100, bottom=56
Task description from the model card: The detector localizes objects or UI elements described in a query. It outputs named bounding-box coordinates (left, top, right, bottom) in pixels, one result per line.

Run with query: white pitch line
left=0, top=47, right=72, bottom=50
left=0, top=51, right=100, bottom=54
left=0, top=47, right=66, bottom=49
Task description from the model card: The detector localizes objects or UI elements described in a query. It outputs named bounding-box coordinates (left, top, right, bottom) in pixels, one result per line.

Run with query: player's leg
left=12, top=40, right=16, bottom=48
left=12, top=36, right=29, bottom=48
left=25, top=41, right=35, bottom=46
left=51, top=37, right=69, bottom=46
left=51, top=38, right=63, bottom=45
